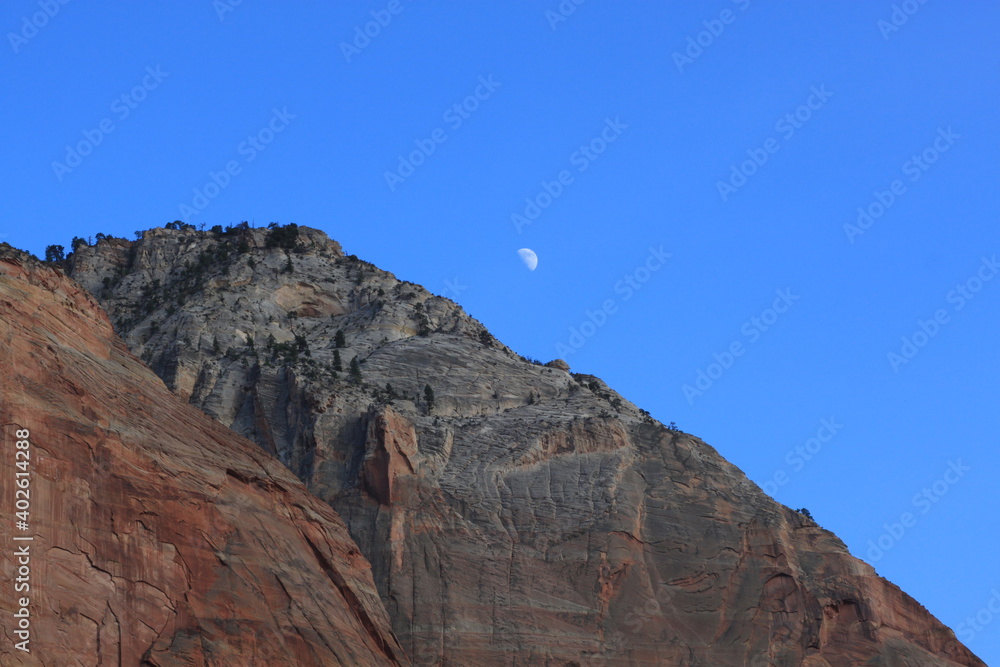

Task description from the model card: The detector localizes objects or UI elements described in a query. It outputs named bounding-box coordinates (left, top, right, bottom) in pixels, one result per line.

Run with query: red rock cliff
left=0, top=248, right=406, bottom=665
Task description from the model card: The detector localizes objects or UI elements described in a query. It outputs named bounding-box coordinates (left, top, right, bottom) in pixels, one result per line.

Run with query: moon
left=517, top=248, right=538, bottom=271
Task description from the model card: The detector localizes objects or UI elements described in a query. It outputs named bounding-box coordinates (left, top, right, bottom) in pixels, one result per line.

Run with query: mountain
left=0, top=245, right=404, bottom=665
left=61, top=224, right=982, bottom=666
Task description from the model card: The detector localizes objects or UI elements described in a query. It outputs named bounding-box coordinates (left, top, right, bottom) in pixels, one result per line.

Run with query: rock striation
left=64, top=225, right=984, bottom=666
left=0, top=245, right=405, bottom=666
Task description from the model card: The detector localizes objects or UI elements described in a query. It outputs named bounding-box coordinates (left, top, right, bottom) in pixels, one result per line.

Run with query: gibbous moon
left=517, top=248, right=538, bottom=271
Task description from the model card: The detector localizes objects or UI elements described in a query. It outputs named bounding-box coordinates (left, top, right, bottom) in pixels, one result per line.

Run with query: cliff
left=0, top=244, right=405, bottom=666
left=62, top=226, right=983, bottom=666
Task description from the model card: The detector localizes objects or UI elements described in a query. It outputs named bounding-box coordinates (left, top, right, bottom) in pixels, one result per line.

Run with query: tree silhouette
left=424, top=384, right=435, bottom=414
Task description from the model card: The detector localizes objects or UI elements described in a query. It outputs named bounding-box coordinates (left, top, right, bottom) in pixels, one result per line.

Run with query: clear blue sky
left=4, top=2, right=998, bottom=660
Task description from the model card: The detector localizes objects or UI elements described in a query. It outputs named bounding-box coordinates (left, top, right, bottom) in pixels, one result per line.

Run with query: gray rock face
left=66, top=226, right=982, bottom=666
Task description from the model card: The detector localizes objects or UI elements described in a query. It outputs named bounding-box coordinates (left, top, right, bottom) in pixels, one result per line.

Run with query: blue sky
left=4, top=1, right=998, bottom=660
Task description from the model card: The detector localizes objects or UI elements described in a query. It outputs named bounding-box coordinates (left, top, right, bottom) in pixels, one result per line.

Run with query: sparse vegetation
left=294, top=333, right=310, bottom=357
left=44, top=245, right=65, bottom=262
left=349, top=356, right=362, bottom=384
left=257, top=330, right=307, bottom=365
left=265, top=222, right=299, bottom=250
left=414, top=302, right=431, bottom=336
left=424, top=384, right=435, bottom=414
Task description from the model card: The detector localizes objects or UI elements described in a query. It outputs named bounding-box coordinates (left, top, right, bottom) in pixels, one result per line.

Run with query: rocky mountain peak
left=56, top=223, right=984, bottom=666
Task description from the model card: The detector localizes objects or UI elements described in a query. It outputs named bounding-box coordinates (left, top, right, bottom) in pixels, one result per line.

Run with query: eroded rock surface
left=66, top=226, right=984, bottom=666
left=0, top=246, right=405, bottom=666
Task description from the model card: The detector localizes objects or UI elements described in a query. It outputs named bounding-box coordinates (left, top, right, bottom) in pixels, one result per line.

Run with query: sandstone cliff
left=65, top=225, right=983, bottom=666
left=0, top=244, right=405, bottom=666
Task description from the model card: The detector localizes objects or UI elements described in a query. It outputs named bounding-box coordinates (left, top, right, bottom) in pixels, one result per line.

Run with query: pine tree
left=349, top=356, right=362, bottom=384
left=44, top=245, right=65, bottom=262
left=424, top=384, right=435, bottom=414
left=335, top=329, right=346, bottom=348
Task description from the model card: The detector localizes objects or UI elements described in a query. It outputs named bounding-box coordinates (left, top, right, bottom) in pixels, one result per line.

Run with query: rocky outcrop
left=0, top=245, right=405, bottom=666
left=66, top=226, right=984, bottom=666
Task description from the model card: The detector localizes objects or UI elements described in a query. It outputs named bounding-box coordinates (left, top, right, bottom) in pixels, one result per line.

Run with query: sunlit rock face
left=0, top=246, right=406, bottom=666
left=65, top=227, right=984, bottom=666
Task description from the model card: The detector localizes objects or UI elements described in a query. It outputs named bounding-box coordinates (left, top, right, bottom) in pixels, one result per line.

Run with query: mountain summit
left=49, top=224, right=982, bottom=665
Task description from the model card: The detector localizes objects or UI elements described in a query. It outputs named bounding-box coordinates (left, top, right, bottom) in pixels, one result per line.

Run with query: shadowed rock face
left=0, top=246, right=405, bottom=666
left=67, top=226, right=983, bottom=666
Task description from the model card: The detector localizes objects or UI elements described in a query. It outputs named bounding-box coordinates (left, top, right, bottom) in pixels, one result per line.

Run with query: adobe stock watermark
left=877, top=0, right=929, bottom=41
left=554, top=245, right=670, bottom=357
left=606, top=584, right=677, bottom=650
left=717, top=84, right=833, bottom=202
left=384, top=75, right=501, bottom=192
left=7, top=0, right=71, bottom=54
left=545, top=0, right=586, bottom=30
left=213, top=0, right=245, bottom=21
left=843, top=126, right=959, bottom=243
left=178, top=107, right=295, bottom=220
left=866, top=459, right=970, bottom=563
left=609, top=581, right=710, bottom=653
left=441, top=277, right=467, bottom=300
left=672, top=0, right=751, bottom=74
left=759, top=418, right=843, bottom=496
left=887, top=255, right=998, bottom=373
left=11, top=427, right=34, bottom=653
left=511, top=117, right=628, bottom=233
left=51, top=66, right=169, bottom=183
left=955, top=588, right=1000, bottom=645
left=340, top=0, right=412, bottom=64
left=682, top=288, right=799, bottom=405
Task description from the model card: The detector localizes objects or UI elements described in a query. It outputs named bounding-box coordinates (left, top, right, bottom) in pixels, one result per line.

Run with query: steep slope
left=0, top=245, right=405, bottom=666
left=67, top=225, right=983, bottom=666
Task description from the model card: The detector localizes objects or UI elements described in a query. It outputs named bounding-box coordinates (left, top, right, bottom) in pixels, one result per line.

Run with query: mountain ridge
left=35, top=224, right=985, bottom=665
